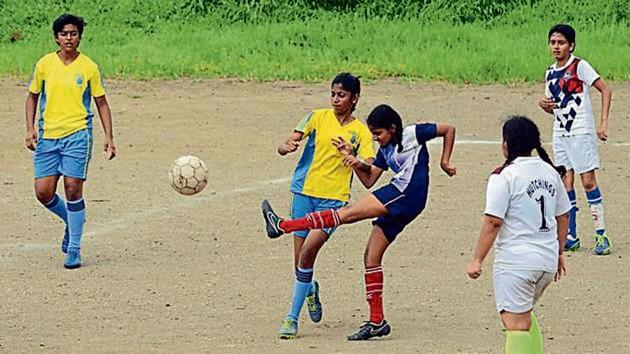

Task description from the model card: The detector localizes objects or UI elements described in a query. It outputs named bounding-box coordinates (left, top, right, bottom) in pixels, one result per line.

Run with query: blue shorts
left=33, top=129, right=93, bottom=180
left=291, top=193, right=346, bottom=238
left=372, top=183, right=428, bottom=243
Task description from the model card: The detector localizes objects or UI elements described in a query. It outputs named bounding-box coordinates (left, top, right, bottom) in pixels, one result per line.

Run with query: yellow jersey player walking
left=25, top=14, right=116, bottom=269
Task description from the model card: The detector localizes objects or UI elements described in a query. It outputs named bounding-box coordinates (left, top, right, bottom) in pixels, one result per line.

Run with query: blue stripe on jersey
left=39, top=81, right=47, bottom=137
left=82, top=83, right=93, bottom=132
left=290, top=130, right=317, bottom=193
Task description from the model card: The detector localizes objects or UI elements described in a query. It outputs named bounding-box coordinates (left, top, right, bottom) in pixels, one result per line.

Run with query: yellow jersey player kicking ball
left=25, top=14, right=116, bottom=269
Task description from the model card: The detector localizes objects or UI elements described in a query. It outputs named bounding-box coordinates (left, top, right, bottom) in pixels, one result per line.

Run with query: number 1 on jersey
left=535, top=195, right=550, bottom=232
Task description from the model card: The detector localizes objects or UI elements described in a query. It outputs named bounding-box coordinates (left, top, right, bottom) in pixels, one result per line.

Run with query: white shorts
left=553, top=134, right=600, bottom=174
left=493, top=269, right=554, bottom=313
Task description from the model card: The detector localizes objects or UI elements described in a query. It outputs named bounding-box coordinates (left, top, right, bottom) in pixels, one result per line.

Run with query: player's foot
left=306, top=280, right=323, bottom=323
left=347, top=320, right=391, bottom=340
left=593, top=233, right=612, bottom=256
left=61, top=226, right=69, bottom=254
left=564, top=234, right=580, bottom=252
left=262, top=200, right=284, bottom=239
left=64, top=248, right=81, bottom=269
left=277, top=317, right=298, bottom=339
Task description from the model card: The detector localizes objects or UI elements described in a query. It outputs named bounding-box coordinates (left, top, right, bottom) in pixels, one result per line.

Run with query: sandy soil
left=1, top=78, right=629, bottom=354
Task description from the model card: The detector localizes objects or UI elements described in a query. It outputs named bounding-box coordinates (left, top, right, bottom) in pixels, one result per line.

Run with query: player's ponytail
left=367, top=104, right=404, bottom=152
left=502, top=115, right=565, bottom=176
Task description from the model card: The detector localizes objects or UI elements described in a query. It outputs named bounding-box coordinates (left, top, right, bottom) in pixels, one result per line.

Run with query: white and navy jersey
left=373, top=123, right=437, bottom=192
left=545, top=55, right=600, bottom=137
left=485, top=157, right=571, bottom=272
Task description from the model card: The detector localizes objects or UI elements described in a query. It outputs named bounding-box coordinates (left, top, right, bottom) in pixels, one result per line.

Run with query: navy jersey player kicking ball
left=262, top=104, right=456, bottom=340
left=467, top=116, right=571, bottom=354
left=538, top=24, right=613, bottom=255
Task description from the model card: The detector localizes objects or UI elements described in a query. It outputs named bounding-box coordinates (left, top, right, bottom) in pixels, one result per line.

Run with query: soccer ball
left=169, top=155, right=208, bottom=195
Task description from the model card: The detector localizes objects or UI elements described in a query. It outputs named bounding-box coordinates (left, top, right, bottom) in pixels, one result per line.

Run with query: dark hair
left=332, top=72, right=361, bottom=112
left=367, top=104, right=404, bottom=153
left=502, top=115, right=565, bottom=177
left=53, top=14, right=85, bottom=37
left=548, top=24, right=576, bottom=52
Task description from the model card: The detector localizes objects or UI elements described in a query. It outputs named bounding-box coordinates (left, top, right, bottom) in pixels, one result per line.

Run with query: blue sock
left=67, top=199, right=86, bottom=250
left=567, top=190, right=577, bottom=237
left=43, top=194, right=68, bottom=224
left=287, top=267, right=313, bottom=321
left=585, top=188, right=605, bottom=236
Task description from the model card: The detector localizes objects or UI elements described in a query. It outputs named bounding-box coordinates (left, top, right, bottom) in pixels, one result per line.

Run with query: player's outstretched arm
left=435, top=123, right=457, bottom=176
left=467, top=215, right=503, bottom=279
left=25, top=92, right=39, bottom=151
left=94, top=95, right=116, bottom=160
left=278, top=131, right=303, bottom=156
left=592, top=78, right=612, bottom=141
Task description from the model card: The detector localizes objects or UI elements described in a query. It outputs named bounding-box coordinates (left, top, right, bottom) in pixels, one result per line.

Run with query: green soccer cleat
left=564, top=234, right=581, bottom=252
left=593, top=233, right=612, bottom=256
left=306, top=280, right=323, bottom=323
left=277, top=318, right=298, bottom=339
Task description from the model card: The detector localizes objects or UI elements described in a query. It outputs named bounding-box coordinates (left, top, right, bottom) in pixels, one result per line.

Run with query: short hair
left=52, top=14, right=85, bottom=37
left=548, top=24, right=576, bottom=51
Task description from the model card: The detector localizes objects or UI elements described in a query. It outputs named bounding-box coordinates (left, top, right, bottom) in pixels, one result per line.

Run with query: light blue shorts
left=291, top=193, right=346, bottom=238
left=33, top=129, right=93, bottom=180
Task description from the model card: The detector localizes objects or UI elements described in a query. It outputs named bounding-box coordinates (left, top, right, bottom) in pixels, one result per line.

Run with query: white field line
left=428, top=140, right=630, bottom=146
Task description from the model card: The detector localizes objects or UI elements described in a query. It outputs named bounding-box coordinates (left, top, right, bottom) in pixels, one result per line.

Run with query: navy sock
left=43, top=194, right=68, bottom=224
left=287, top=267, right=313, bottom=321
left=567, top=189, right=577, bottom=237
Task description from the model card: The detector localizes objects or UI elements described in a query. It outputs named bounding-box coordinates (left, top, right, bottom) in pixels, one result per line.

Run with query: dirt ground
left=1, top=78, right=629, bottom=354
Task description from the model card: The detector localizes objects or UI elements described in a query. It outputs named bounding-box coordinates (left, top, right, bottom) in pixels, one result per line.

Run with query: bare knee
left=501, top=312, right=532, bottom=331
left=582, top=179, right=597, bottom=191
left=64, top=180, right=84, bottom=201
left=298, top=246, right=318, bottom=269
left=35, top=188, right=55, bottom=204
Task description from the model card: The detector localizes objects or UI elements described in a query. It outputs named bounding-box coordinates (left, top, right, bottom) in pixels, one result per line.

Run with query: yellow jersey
left=291, top=109, right=375, bottom=202
left=28, top=52, right=105, bottom=139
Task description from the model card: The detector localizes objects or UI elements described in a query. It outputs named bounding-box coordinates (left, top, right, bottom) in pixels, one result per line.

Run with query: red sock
left=365, top=266, right=384, bottom=324
left=279, top=209, right=340, bottom=233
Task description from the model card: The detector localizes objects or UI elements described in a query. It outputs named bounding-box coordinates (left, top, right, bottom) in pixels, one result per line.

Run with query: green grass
left=1, top=0, right=630, bottom=83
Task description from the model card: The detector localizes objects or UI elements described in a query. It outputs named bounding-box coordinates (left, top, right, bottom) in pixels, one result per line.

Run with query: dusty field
left=1, top=79, right=629, bottom=354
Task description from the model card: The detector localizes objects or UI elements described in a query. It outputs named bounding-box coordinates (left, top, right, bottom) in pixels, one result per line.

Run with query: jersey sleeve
left=415, top=123, right=437, bottom=144
left=372, top=150, right=389, bottom=171
left=295, top=111, right=315, bottom=137
left=484, top=174, right=510, bottom=219
left=27, top=60, right=45, bottom=94
left=577, top=60, right=600, bottom=86
left=89, top=67, right=106, bottom=97
left=555, top=175, right=572, bottom=216
left=356, top=125, right=375, bottom=160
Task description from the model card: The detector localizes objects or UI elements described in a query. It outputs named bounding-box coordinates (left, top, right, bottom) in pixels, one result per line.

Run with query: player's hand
left=104, top=139, right=116, bottom=160
left=331, top=136, right=353, bottom=156
left=597, top=123, right=608, bottom=141
left=342, top=155, right=360, bottom=168
left=279, top=140, right=300, bottom=155
left=467, top=260, right=483, bottom=279
left=555, top=254, right=567, bottom=281
left=25, top=129, right=37, bottom=151
left=440, top=162, right=457, bottom=177
left=538, top=97, right=555, bottom=114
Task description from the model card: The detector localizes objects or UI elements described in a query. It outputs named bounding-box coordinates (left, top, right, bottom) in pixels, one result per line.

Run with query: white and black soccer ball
left=169, top=155, right=208, bottom=196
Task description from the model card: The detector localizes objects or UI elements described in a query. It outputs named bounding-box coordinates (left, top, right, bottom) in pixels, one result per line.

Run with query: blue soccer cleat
left=64, top=248, right=81, bottom=269
left=306, top=280, right=323, bottom=323
left=564, top=235, right=580, bottom=252
left=262, top=200, right=284, bottom=239
left=61, top=226, right=69, bottom=254
left=593, top=233, right=612, bottom=256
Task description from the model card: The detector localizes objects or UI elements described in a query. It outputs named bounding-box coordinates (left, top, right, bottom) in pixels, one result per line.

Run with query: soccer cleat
left=64, top=248, right=81, bottom=269
left=61, top=226, right=69, bottom=254
left=262, top=200, right=284, bottom=239
left=564, top=234, right=580, bottom=252
left=277, top=318, right=298, bottom=339
left=347, top=320, right=391, bottom=340
left=593, top=234, right=612, bottom=256
left=306, top=280, right=323, bottom=323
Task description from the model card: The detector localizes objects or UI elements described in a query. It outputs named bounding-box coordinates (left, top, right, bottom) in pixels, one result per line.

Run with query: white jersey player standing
left=538, top=24, right=613, bottom=255
left=467, top=116, right=571, bottom=354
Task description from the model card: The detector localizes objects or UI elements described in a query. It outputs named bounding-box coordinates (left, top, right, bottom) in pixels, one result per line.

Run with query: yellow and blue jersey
left=28, top=52, right=106, bottom=139
left=291, top=109, right=375, bottom=202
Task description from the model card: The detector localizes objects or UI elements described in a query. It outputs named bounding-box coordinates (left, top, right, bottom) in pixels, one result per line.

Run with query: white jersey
left=545, top=55, right=600, bottom=137
left=485, top=157, right=572, bottom=272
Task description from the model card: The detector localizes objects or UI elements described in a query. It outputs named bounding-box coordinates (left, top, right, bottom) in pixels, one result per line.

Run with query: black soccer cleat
left=347, top=320, right=391, bottom=341
left=261, top=199, right=285, bottom=239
